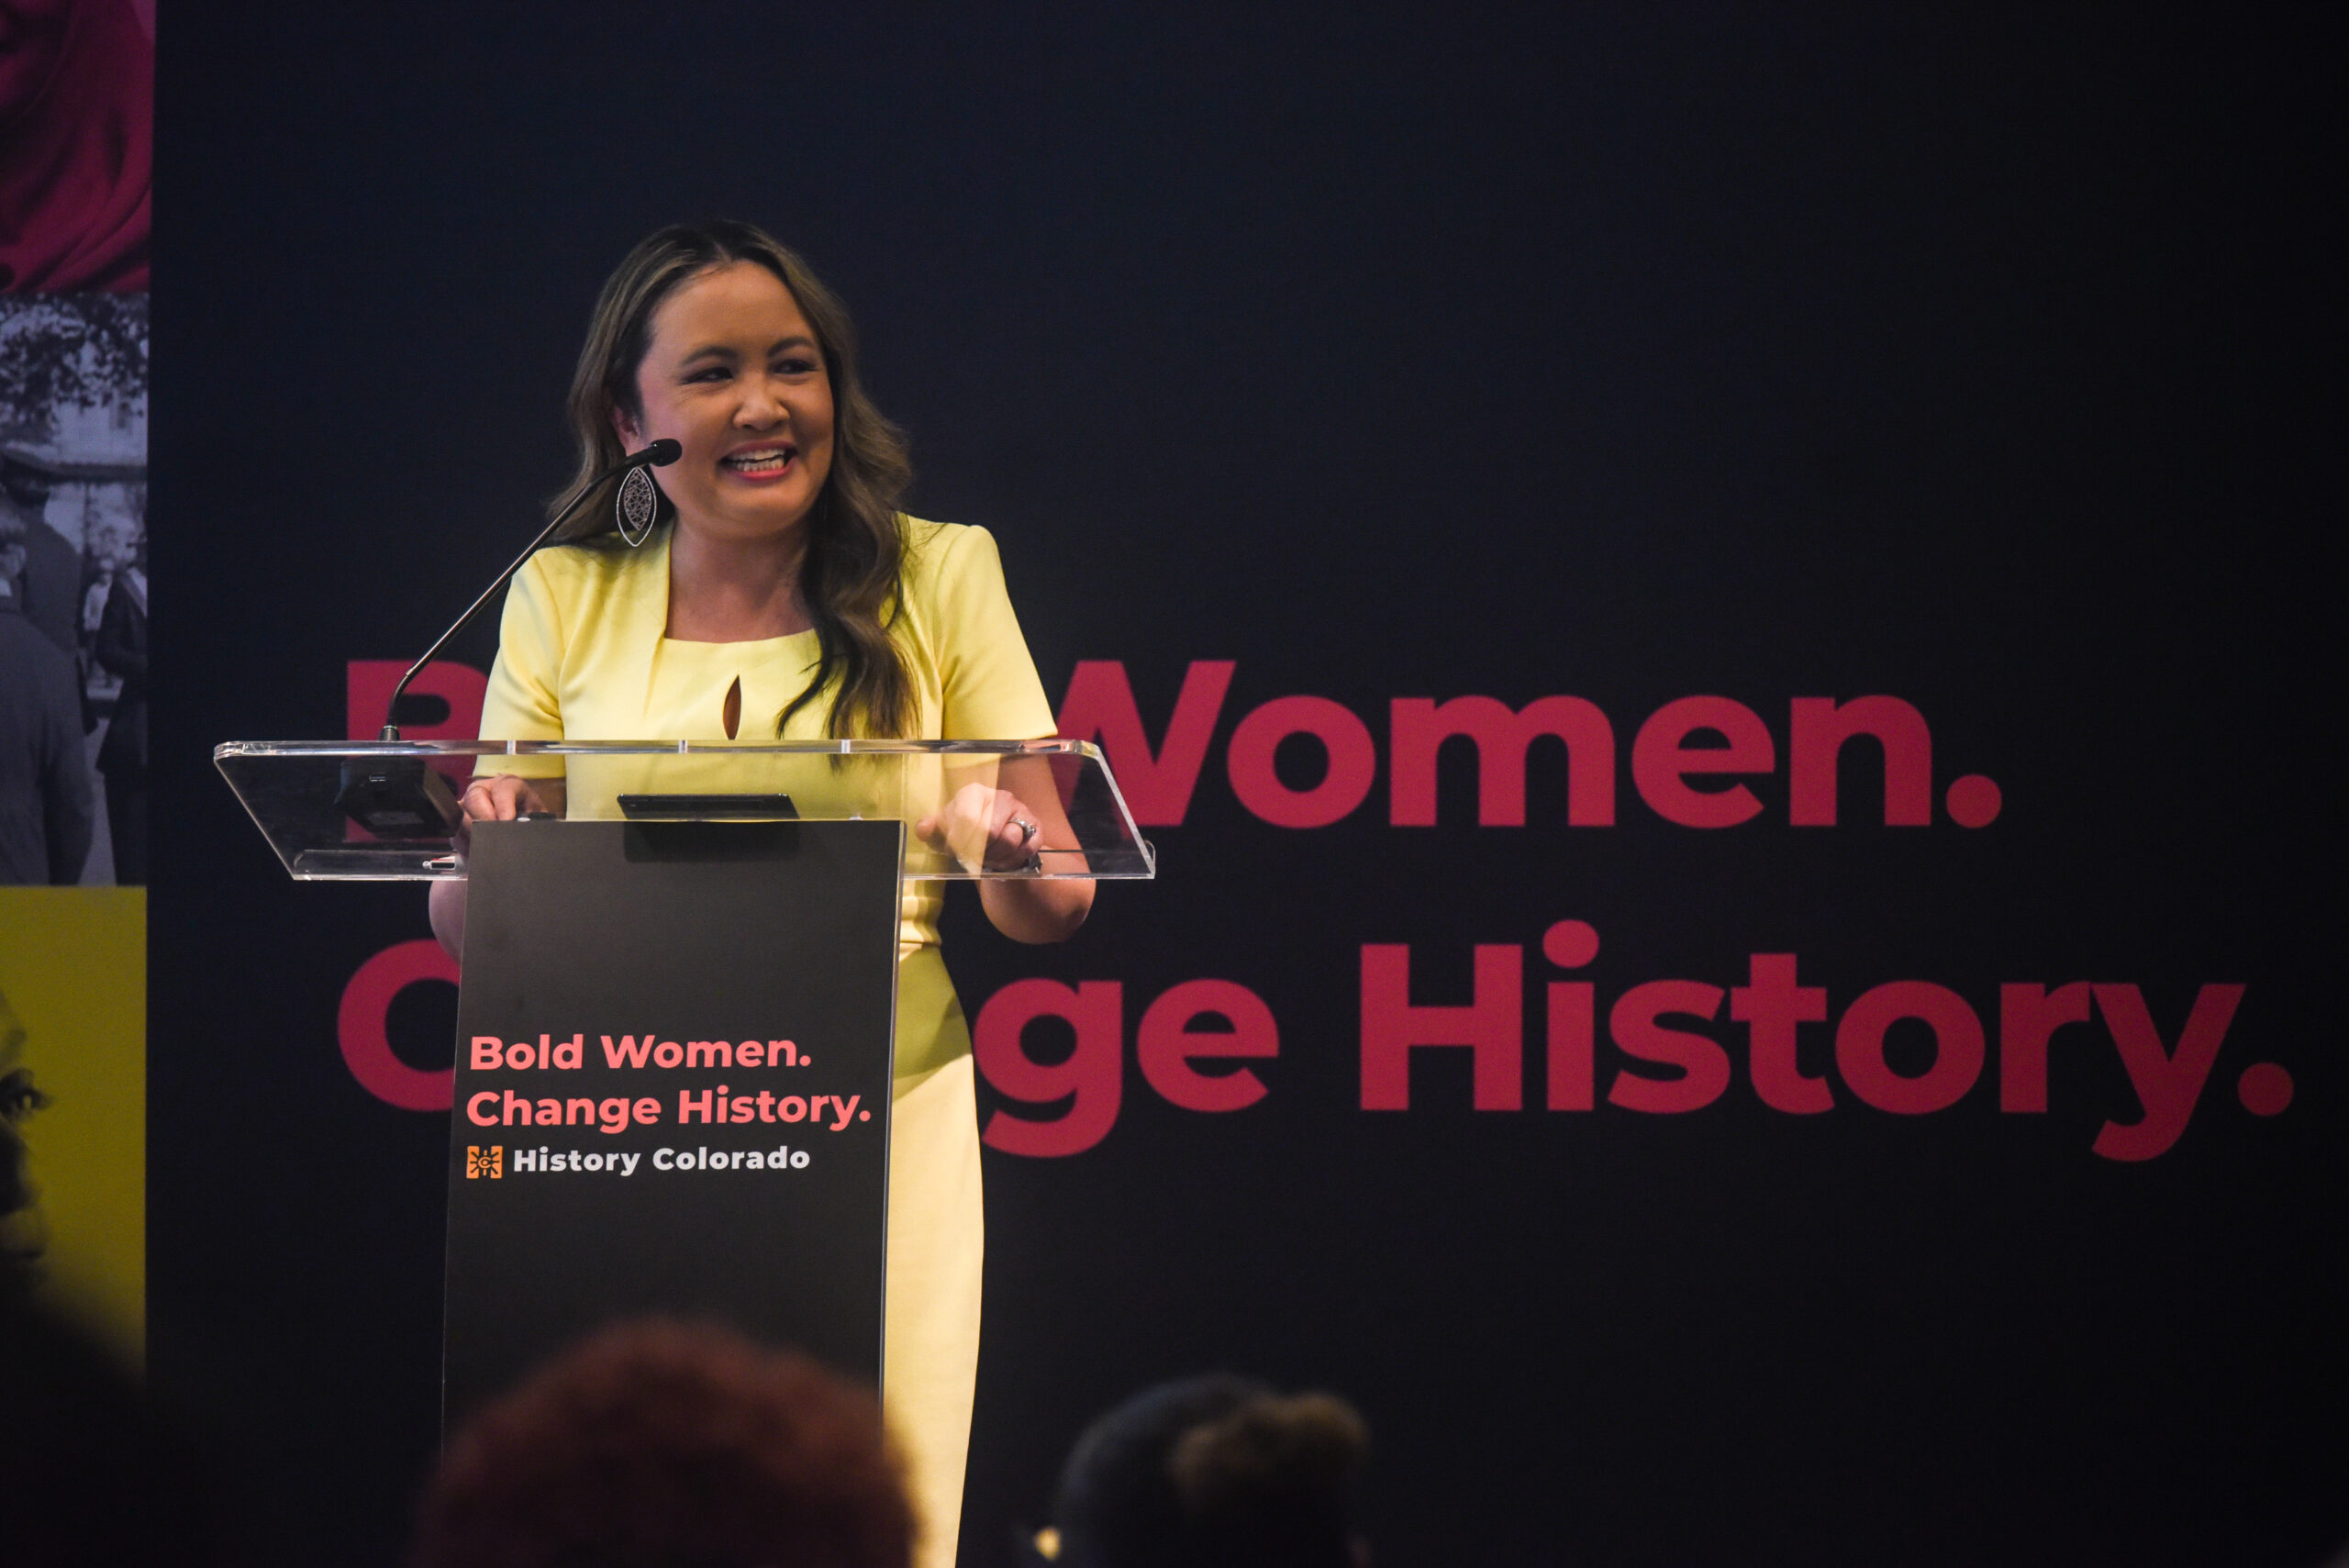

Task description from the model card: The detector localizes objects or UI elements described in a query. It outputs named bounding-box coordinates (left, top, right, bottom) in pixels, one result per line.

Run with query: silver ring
left=1014, top=817, right=1039, bottom=846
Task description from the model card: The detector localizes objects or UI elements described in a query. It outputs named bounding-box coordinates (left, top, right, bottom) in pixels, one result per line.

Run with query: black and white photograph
left=1, top=294, right=147, bottom=886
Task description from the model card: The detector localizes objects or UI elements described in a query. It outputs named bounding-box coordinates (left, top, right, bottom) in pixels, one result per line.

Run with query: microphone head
left=644, top=439, right=683, bottom=467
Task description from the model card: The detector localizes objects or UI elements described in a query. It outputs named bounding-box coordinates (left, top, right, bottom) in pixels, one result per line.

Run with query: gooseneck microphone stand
left=380, top=439, right=681, bottom=740
left=337, top=440, right=680, bottom=838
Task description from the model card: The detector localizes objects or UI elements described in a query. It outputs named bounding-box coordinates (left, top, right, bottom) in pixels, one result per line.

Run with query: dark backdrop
left=150, top=8, right=2340, bottom=1565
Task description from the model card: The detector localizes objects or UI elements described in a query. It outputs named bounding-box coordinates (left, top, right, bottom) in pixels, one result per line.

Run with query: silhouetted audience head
left=412, top=1318, right=913, bottom=1568
left=1044, top=1373, right=1370, bottom=1568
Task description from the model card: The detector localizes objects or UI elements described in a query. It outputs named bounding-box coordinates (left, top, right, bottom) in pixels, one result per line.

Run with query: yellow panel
left=0, top=886, right=146, bottom=1367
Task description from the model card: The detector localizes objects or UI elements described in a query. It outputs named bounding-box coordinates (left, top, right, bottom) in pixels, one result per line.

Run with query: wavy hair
left=554, top=220, right=914, bottom=739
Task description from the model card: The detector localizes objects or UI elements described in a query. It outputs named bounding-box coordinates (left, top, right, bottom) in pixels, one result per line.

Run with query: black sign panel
left=440, top=818, right=902, bottom=1425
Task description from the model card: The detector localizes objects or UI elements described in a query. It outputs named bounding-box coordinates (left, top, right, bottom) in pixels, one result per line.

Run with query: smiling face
left=616, top=261, right=836, bottom=547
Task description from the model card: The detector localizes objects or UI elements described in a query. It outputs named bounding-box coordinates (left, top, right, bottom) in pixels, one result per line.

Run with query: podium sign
left=440, top=817, right=903, bottom=1426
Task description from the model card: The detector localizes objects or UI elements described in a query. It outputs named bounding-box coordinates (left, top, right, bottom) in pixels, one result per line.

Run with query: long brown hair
left=554, top=220, right=914, bottom=739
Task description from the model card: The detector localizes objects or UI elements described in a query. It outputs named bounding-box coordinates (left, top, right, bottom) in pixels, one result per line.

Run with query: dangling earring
left=615, top=463, right=660, bottom=547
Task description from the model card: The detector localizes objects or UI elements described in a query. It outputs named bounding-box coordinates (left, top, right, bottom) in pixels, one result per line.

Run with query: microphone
left=339, top=440, right=682, bottom=839
left=379, top=439, right=680, bottom=742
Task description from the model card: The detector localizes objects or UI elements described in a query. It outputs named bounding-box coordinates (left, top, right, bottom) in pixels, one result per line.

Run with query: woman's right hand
left=437, top=774, right=562, bottom=962
left=453, top=774, right=560, bottom=852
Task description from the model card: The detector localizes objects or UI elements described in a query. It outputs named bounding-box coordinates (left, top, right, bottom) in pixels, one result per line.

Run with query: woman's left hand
left=916, top=783, right=1042, bottom=873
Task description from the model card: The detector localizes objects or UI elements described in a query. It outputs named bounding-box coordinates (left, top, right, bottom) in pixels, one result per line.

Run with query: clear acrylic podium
left=216, top=738, right=1151, bottom=1424
left=215, top=737, right=1156, bottom=882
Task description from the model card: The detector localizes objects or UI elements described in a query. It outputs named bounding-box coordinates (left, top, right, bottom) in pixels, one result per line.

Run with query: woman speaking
left=429, top=220, right=1092, bottom=1566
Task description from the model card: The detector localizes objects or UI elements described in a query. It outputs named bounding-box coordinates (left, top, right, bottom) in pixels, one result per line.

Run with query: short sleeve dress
left=475, top=516, right=1054, bottom=1565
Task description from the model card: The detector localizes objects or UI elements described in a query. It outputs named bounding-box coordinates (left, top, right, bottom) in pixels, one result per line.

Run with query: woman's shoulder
left=518, top=530, right=663, bottom=610
left=898, top=516, right=1006, bottom=602
left=494, top=532, right=664, bottom=669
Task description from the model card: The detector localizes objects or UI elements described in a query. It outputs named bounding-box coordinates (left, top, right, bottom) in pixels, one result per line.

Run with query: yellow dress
left=475, top=517, right=1055, bottom=1568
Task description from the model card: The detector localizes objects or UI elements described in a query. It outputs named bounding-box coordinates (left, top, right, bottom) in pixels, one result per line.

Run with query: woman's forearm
left=978, top=873, right=1094, bottom=944
left=429, top=875, right=468, bottom=962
